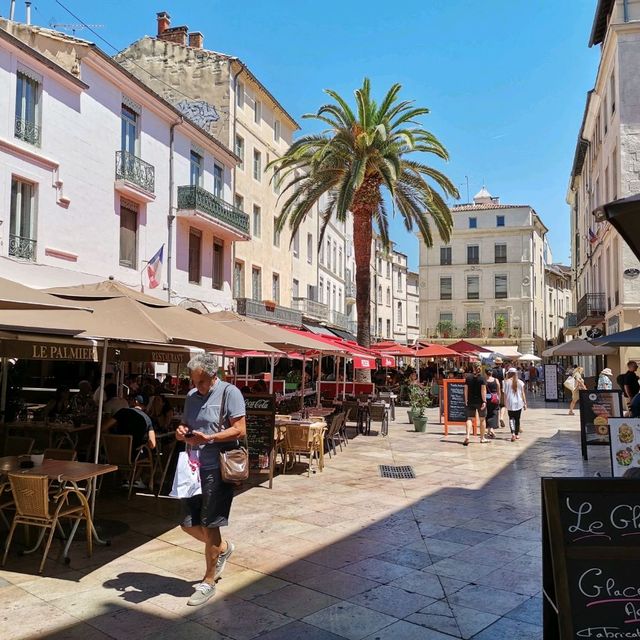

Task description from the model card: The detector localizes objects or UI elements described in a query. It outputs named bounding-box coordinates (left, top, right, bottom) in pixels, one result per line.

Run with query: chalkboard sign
left=579, top=390, right=623, bottom=460
left=244, top=394, right=276, bottom=488
left=545, top=364, right=559, bottom=402
left=542, top=478, right=640, bottom=640
left=443, top=379, right=467, bottom=435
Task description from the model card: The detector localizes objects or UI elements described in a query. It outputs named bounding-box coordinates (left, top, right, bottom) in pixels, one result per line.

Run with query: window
left=495, top=312, right=509, bottom=332
left=307, top=233, right=313, bottom=264
left=495, top=243, right=507, bottom=263
left=439, top=313, right=453, bottom=324
left=612, top=147, right=618, bottom=199
left=252, top=205, right=261, bottom=238
left=251, top=266, right=261, bottom=301
left=253, top=149, right=262, bottom=181
left=496, top=215, right=505, bottom=227
left=293, top=231, right=300, bottom=258
left=292, top=278, right=300, bottom=299
left=332, top=242, right=337, bottom=274
left=386, top=287, right=391, bottom=306
left=254, top=99, right=262, bottom=124
left=440, top=246, right=452, bottom=265
left=338, top=290, right=342, bottom=312
left=397, top=272, right=403, bottom=292
left=235, top=135, right=244, bottom=170
left=319, top=238, right=324, bottom=264
left=377, top=285, right=382, bottom=303
left=272, top=273, right=280, bottom=304
left=234, top=193, right=244, bottom=212
left=386, top=319, right=391, bottom=338
left=338, top=248, right=343, bottom=276
left=467, top=245, right=479, bottom=264
left=120, top=104, right=138, bottom=155
left=233, top=261, right=245, bottom=297
left=274, top=119, right=281, bottom=142
left=9, top=177, right=36, bottom=261
left=119, top=201, right=138, bottom=269
left=273, top=224, right=281, bottom=248
left=386, top=261, right=391, bottom=278
left=378, top=318, right=382, bottom=336
left=467, top=276, right=480, bottom=300
left=467, top=312, right=481, bottom=324
left=397, top=301, right=403, bottom=324
left=610, top=72, right=616, bottom=115
left=213, top=164, right=223, bottom=198
left=469, top=217, right=477, bottom=229
left=188, top=228, right=202, bottom=284
left=440, top=277, right=452, bottom=300
left=15, top=70, right=41, bottom=146
left=495, top=274, right=508, bottom=299
left=190, top=151, right=203, bottom=186
left=212, top=239, right=223, bottom=290
left=236, top=81, right=244, bottom=108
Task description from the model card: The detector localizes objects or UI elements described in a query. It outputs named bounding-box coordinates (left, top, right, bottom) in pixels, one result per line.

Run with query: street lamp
left=594, top=194, right=640, bottom=262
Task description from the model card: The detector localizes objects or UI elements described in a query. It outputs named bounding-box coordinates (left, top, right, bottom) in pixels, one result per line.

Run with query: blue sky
left=29, top=0, right=600, bottom=268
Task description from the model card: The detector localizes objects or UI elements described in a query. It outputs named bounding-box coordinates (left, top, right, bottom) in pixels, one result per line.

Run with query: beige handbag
left=217, top=385, right=249, bottom=484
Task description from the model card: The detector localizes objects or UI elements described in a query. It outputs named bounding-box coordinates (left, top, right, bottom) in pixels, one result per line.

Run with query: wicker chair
left=4, top=436, right=35, bottom=456
left=2, top=473, right=92, bottom=573
left=283, top=425, right=323, bottom=477
left=0, top=481, right=13, bottom=528
left=368, top=402, right=389, bottom=437
left=43, top=449, right=77, bottom=461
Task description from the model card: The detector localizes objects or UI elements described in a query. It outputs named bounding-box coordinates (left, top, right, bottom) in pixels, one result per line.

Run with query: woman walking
left=568, top=366, right=586, bottom=415
left=503, top=367, right=527, bottom=441
left=485, top=367, right=501, bottom=439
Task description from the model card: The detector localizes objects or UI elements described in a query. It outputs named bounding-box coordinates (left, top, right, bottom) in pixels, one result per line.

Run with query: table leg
left=77, top=480, right=109, bottom=546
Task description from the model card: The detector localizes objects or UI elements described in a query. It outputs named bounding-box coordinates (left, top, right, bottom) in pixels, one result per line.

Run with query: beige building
left=545, top=264, right=573, bottom=347
left=419, top=187, right=548, bottom=354
left=116, top=12, right=318, bottom=321
left=407, top=271, right=420, bottom=344
left=567, top=0, right=640, bottom=373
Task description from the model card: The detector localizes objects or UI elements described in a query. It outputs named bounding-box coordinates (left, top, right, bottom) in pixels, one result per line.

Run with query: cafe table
left=0, top=456, right=117, bottom=558
left=274, top=419, right=327, bottom=472
left=2, top=420, right=95, bottom=449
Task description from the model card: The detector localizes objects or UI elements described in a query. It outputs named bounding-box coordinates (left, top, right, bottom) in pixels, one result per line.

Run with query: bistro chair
left=43, top=448, right=77, bottom=461
left=368, top=402, right=390, bottom=437
left=282, top=425, right=323, bottom=477
left=128, top=445, right=156, bottom=500
left=341, top=401, right=358, bottom=441
left=4, top=436, right=35, bottom=457
left=0, top=480, right=14, bottom=528
left=325, top=412, right=346, bottom=458
left=154, top=439, right=177, bottom=498
left=102, top=434, right=155, bottom=499
left=2, top=473, right=92, bottom=573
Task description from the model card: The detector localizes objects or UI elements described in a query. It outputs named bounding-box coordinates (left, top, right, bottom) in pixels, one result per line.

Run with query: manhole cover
left=379, top=465, right=415, bottom=479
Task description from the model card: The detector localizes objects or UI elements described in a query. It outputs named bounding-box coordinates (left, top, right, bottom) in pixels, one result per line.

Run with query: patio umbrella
left=448, top=340, right=493, bottom=354
left=414, top=344, right=459, bottom=358
left=0, top=276, right=92, bottom=311
left=371, top=341, right=415, bottom=357
left=518, top=353, right=541, bottom=362
left=542, top=338, right=614, bottom=357
left=593, top=326, right=640, bottom=347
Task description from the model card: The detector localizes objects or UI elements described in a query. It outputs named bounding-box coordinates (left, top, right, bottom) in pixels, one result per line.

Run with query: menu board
left=244, top=394, right=276, bottom=456
left=578, top=390, right=623, bottom=461
left=542, top=478, right=640, bottom=639
left=609, top=418, right=640, bottom=477
left=443, top=379, right=466, bottom=435
left=544, top=364, right=559, bottom=402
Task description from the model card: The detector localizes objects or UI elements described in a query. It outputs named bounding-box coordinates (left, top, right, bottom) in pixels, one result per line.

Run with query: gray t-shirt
left=184, top=381, right=246, bottom=468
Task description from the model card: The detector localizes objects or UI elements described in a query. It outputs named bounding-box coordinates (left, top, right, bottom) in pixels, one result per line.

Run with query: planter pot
left=407, top=409, right=416, bottom=424
left=413, top=415, right=428, bottom=432
left=285, top=382, right=299, bottom=391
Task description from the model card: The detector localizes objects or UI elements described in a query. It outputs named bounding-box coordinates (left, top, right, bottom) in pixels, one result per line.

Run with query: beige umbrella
left=0, top=276, right=92, bottom=311
left=542, top=338, right=615, bottom=357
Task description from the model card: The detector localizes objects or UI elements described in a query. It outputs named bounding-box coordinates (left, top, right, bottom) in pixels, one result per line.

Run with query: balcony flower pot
left=263, top=300, right=277, bottom=311
left=413, top=415, right=428, bottom=432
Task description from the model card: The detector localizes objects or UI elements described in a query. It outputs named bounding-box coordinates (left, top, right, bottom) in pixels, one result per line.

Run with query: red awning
left=447, top=340, right=493, bottom=354
left=414, top=344, right=459, bottom=358
left=371, top=341, right=415, bottom=357
left=379, top=354, right=396, bottom=367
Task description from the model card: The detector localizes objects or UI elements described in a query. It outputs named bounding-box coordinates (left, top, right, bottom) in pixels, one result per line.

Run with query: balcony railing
left=564, top=312, right=578, bottom=333
left=331, top=310, right=348, bottom=329
left=291, top=297, right=329, bottom=322
left=577, top=293, right=606, bottom=326
left=235, top=298, right=303, bottom=326
left=345, top=282, right=356, bottom=302
left=347, top=320, right=358, bottom=335
left=115, top=150, right=155, bottom=194
left=8, top=234, right=36, bottom=261
left=15, top=117, right=41, bottom=146
left=177, top=185, right=250, bottom=237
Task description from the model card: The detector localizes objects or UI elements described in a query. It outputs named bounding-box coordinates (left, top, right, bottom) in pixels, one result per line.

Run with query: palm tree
left=270, top=78, right=459, bottom=348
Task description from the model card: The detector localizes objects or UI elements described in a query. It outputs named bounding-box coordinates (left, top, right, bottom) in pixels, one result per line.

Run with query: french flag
left=146, top=245, right=164, bottom=289
left=588, top=228, right=598, bottom=245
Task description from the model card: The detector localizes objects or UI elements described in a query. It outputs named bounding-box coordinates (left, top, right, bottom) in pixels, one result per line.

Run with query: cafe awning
left=448, top=340, right=493, bottom=354
left=414, top=344, right=459, bottom=358
left=0, top=276, right=93, bottom=312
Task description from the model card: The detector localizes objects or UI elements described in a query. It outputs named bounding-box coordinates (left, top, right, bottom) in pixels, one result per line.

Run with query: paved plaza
left=0, top=399, right=609, bottom=640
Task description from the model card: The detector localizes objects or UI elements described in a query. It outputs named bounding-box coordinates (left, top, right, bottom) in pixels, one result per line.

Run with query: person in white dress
left=503, top=368, right=527, bottom=442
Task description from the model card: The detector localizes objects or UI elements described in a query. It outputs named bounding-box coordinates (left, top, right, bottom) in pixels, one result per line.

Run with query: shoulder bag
left=218, top=384, right=249, bottom=484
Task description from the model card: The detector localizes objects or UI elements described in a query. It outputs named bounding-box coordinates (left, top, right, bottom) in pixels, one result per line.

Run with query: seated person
left=251, top=379, right=268, bottom=393
left=43, top=386, right=72, bottom=420
left=104, top=395, right=156, bottom=459
left=147, top=393, right=174, bottom=431
left=71, top=380, right=97, bottom=418
left=103, top=383, right=128, bottom=416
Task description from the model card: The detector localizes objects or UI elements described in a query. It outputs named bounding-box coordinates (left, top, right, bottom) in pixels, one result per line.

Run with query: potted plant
left=263, top=299, right=277, bottom=311
left=436, top=320, right=454, bottom=339
left=495, top=315, right=507, bottom=338
left=464, top=320, right=481, bottom=338
left=409, top=385, right=432, bottom=433
left=285, top=369, right=301, bottom=391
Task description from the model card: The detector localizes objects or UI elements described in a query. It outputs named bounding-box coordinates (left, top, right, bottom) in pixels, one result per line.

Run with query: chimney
left=25, top=0, right=31, bottom=25
left=158, top=25, right=188, bottom=47
left=156, top=11, right=170, bottom=36
left=189, top=31, right=203, bottom=49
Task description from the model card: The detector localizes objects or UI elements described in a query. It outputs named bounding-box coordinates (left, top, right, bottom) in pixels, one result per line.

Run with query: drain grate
left=379, top=465, right=415, bottom=479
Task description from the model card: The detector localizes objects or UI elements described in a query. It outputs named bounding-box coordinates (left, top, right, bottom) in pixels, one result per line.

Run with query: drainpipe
left=167, top=117, right=183, bottom=303
left=231, top=61, right=243, bottom=307
left=624, top=0, right=629, bottom=22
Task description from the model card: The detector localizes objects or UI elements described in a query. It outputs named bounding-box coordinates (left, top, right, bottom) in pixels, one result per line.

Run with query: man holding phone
left=175, top=353, right=246, bottom=606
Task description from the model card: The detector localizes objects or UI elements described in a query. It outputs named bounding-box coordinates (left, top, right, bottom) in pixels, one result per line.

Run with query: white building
left=406, top=271, right=420, bottom=344
left=567, top=0, right=640, bottom=373
left=0, top=20, right=244, bottom=311
left=419, top=187, right=548, bottom=354
left=545, top=263, right=573, bottom=347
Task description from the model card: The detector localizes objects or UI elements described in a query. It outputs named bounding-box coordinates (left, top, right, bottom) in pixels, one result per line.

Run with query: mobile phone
left=184, top=431, right=195, bottom=438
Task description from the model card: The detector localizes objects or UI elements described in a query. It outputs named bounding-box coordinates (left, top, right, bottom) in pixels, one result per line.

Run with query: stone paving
left=0, top=398, right=612, bottom=639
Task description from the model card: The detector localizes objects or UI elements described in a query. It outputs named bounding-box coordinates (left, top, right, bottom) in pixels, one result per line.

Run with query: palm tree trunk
left=353, top=206, right=373, bottom=351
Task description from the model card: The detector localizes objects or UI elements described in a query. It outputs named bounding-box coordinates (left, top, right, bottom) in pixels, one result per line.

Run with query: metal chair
left=2, top=473, right=92, bottom=573
left=4, top=436, right=35, bottom=456
left=368, top=402, right=389, bottom=437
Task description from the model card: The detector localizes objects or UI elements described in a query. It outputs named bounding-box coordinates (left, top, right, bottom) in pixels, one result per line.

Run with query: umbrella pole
left=301, top=352, right=307, bottom=411
left=0, top=357, right=7, bottom=419
left=91, top=338, right=109, bottom=518
left=245, top=356, right=249, bottom=386
left=342, top=356, right=347, bottom=400
left=269, top=355, right=274, bottom=394
left=316, top=352, right=323, bottom=408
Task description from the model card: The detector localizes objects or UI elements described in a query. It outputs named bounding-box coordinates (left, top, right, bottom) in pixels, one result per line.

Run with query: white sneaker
left=187, top=582, right=215, bottom=606
left=214, top=541, right=235, bottom=580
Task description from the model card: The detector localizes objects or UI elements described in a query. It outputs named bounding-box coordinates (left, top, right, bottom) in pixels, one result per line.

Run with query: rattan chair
left=368, top=402, right=389, bottom=437
left=4, top=436, right=35, bottom=456
left=283, top=425, right=323, bottom=477
left=0, top=481, right=14, bottom=528
left=2, top=473, right=92, bottom=573
left=43, top=449, right=77, bottom=461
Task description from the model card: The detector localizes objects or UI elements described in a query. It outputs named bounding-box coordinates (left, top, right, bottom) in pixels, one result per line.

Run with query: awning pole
left=245, top=356, right=249, bottom=386
left=316, top=351, right=323, bottom=408
left=269, top=355, right=275, bottom=394
left=91, top=338, right=109, bottom=516
left=342, top=356, right=347, bottom=400
left=0, top=357, right=8, bottom=419
left=301, top=352, right=307, bottom=411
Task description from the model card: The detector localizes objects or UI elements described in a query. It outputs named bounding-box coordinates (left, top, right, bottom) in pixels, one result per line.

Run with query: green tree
left=270, top=78, right=458, bottom=348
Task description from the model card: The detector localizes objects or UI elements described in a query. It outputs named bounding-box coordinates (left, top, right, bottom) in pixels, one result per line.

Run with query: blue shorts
left=180, top=466, right=234, bottom=528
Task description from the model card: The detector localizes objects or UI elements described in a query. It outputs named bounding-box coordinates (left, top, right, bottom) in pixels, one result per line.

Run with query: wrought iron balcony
left=347, top=320, right=358, bottom=335
left=331, top=310, right=348, bottom=329
left=8, top=234, right=36, bottom=261
left=292, top=297, right=329, bottom=322
left=576, top=293, right=606, bottom=326
left=235, top=298, right=303, bottom=326
left=177, top=185, right=249, bottom=237
left=564, top=312, right=579, bottom=334
left=14, top=117, right=41, bottom=146
left=345, top=282, right=356, bottom=303
left=115, top=150, right=155, bottom=195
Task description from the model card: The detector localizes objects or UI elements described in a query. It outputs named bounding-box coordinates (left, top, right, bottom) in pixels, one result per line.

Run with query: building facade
left=418, top=187, right=548, bottom=354
left=0, top=20, right=243, bottom=312
left=406, top=271, right=420, bottom=344
left=545, top=264, right=573, bottom=347
left=567, top=0, right=640, bottom=373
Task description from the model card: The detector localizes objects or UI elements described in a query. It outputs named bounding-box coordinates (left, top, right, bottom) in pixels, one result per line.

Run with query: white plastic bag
left=169, top=447, right=201, bottom=498
left=564, top=376, right=576, bottom=392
